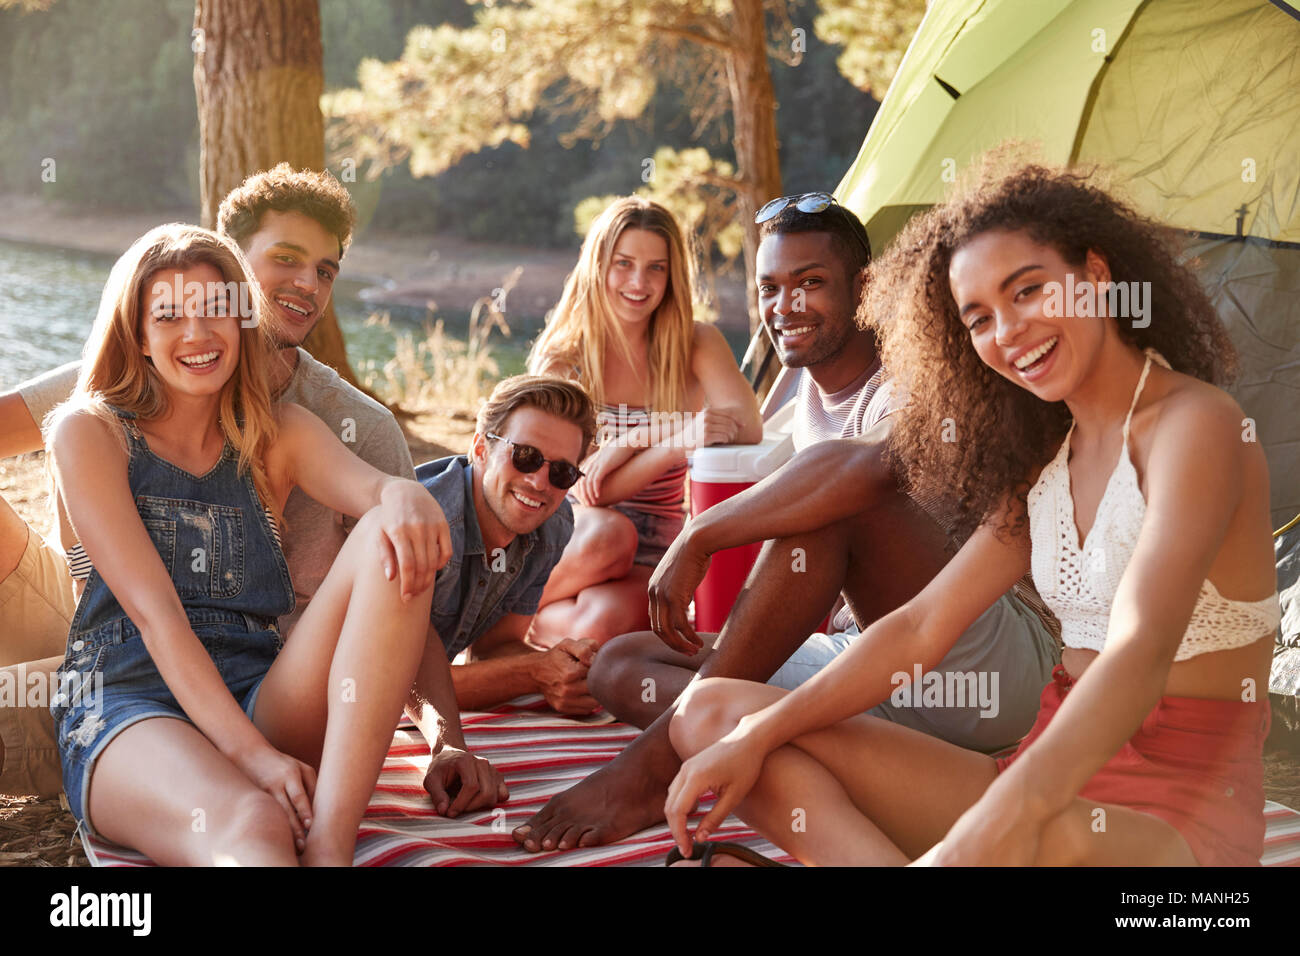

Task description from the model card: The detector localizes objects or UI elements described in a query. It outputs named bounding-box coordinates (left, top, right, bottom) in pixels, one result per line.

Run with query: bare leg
left=673, top=678, right=1197, bottom=866
left=0, top=495, right=71, bottom=667
left=588, top=630, right=717, bottom=727
left=252, top=509, right=434, bottom=866
left=527, top=566, right=654, bottom=650
left=515, top=483, right=954, bottom=851
left=534, top=505, right=637, bottom=607
left=87, top=717, right=298, bottom=866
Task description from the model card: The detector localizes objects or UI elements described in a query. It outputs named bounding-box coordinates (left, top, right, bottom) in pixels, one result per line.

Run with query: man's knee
left=588, top=631, right=639, bottom=702
left=589, top=630, right=662, bottom=704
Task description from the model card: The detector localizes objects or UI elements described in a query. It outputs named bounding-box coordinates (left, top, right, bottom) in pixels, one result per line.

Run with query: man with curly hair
left=0, top=164, right=417, bottom=798
left=514, top=195, right=1061, bottom=853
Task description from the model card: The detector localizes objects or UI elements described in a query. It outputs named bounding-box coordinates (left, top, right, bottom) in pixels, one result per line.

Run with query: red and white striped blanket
left=82, top=697, right=1300, bottom=867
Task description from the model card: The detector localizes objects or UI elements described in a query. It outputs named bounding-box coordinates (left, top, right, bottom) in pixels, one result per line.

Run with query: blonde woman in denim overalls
left=48, top=224, right=449, bottom=866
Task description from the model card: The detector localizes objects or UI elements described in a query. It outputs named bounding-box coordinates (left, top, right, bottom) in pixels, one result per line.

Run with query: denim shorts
left=52, top=608, right=281, bottom=837
left=767, top=591, right=1061, bottom=754
left=611, top=504, right=685, bottom=568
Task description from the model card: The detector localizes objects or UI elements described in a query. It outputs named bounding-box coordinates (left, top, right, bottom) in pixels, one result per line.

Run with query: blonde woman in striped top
left=527, top=197, right=761, bottom=653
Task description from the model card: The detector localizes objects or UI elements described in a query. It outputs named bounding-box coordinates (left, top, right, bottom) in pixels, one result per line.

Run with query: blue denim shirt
left=417, top=455, right=573, bottom=660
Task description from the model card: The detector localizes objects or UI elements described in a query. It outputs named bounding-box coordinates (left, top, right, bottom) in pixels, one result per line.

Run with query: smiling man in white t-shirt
left=514, top=195, right=1061, bottom=854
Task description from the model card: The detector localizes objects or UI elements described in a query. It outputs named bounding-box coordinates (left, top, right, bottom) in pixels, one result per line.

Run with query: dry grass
left=359, top=271, right=519, bottom=417
left=0, top=796, right=87, bottom=867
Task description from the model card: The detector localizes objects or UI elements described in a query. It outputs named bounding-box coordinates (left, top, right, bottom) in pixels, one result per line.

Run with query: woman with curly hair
left=662, top=164, right=1280, bottom=866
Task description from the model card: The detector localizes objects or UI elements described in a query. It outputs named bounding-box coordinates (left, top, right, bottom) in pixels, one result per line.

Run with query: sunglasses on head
left=487, top=433, right=584, bottom=490
left=754, top=191, right=871, bottom=259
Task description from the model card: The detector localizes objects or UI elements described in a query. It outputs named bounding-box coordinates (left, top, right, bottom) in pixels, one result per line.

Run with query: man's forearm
left=0, top=392, right=44, bottom=460
left=691, top=439, right=885, bottom=554
left=451, top=654, right=542, bottom=711
left=407, top=639, right=468, bottom=752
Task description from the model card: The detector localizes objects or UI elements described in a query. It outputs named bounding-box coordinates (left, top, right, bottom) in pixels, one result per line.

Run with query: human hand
left=685, top=406, right=742, bottom=450
left=581, top=442, right=636, bottom=501
left=647, top=526, right=710, bottom=654
left=528, top=638, right=600, bottom=714
left=663, top=725, right=765, bottom=858
left=569, top=475, right=598, bottom=508
left=378, top=479, right=452, bottom=601
left=924, top=778, right=1042, bottom=866
left=236, top=745, right=317, bottom=854
left=423, top=746, right=510, bottom=817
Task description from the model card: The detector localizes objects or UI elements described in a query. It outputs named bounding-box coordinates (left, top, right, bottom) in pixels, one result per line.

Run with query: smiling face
left=949, top=229, right=1113, bottom=403
left=757, top=231, right=862, bottom=369
left=139, top=261, right=241, bottom=398
left=239, top=209, right=341, bottom=349
left=472, top=405, right=586, bottom=539
left=603, top=228, right=670, bottom=329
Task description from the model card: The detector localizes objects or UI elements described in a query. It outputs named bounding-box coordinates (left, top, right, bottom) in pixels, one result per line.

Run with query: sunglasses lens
left=754, top=196, right=788, bottom=224
left=795, top=193, right=834, bottom=214
left=549, top=463, right=580, bottom=489
left=511, top=444, right=545, bottom=474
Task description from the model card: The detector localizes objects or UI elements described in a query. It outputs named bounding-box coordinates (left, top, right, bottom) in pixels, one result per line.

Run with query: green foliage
left=0, top=0, right=198, bottom=209
left=814, top=0, right=928, bottom=97
left=0, top=0, right=899, bottom=254
left=323, top=0, right=696, bottom=181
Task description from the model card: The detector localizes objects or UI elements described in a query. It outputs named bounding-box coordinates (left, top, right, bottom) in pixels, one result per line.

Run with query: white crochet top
left=1028, top=350, right=1280, bottom=661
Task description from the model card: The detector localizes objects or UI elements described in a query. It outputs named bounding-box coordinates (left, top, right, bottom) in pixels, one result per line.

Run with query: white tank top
left=1027, top=350, right=1279, bottom=661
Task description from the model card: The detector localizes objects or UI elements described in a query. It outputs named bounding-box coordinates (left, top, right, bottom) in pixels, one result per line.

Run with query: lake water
left=0, top=237, right=544, bottom=392
left=0, top=237, right=752, bottom=392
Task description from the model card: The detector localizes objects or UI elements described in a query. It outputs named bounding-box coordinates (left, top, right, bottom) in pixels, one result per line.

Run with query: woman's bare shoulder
left=1142, top=371, right=1251, bottom=454
left=49, top=404, right=123, bottom=458
left=533, top=353, right=580, bottom=380
left=1136, top=369, right=1265, bottom=496
left=690, top=320, right=728, bottom=350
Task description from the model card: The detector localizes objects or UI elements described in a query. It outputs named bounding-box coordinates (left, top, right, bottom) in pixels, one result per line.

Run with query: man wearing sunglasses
left=405, top=374, right=600, bottom=816
left=513, top=194, right=1059, bottom=853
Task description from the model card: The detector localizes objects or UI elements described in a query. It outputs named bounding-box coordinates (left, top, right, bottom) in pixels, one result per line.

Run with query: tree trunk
left=192, top=0, right=362, bottom=387
left=725, top=0, right=783, bottom=393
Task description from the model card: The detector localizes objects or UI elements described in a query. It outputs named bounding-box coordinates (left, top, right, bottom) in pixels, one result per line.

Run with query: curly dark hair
left=217, top=163, right=356, bottom=259
left=861, top=162, right=1238, bottom=545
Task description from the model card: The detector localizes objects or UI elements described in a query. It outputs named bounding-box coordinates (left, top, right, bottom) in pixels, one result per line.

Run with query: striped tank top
left=595, top=402, right=687, bottom=520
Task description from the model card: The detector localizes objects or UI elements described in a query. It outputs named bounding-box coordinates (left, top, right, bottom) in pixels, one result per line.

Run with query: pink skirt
left=996, top=666, right=1269, bottom=866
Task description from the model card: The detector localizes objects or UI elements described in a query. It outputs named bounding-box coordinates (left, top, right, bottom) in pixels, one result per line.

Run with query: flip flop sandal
left=664, top=841, right=786, bottom=867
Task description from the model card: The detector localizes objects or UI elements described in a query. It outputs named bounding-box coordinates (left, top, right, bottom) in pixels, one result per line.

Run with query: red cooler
left=688, top=434, right=793, bottom=633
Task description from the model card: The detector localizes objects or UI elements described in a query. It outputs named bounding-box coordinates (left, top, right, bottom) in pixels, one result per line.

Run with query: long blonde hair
left=528, top=197, right=695, bottom=412
left=60, top=223, right=280, bottom=519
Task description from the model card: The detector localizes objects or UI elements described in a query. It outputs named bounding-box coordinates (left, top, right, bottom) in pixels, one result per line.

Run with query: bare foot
left=513, top=754, right=671, bottom=852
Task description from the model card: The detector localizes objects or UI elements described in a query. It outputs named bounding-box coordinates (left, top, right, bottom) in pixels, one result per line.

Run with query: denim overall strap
left=65, top=405, right=295, bottom=647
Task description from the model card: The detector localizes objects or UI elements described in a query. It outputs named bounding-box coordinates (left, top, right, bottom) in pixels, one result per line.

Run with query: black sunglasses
left=487, top=433, right=584, bottom=490
left=754, top=191, right=871, bottom=259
